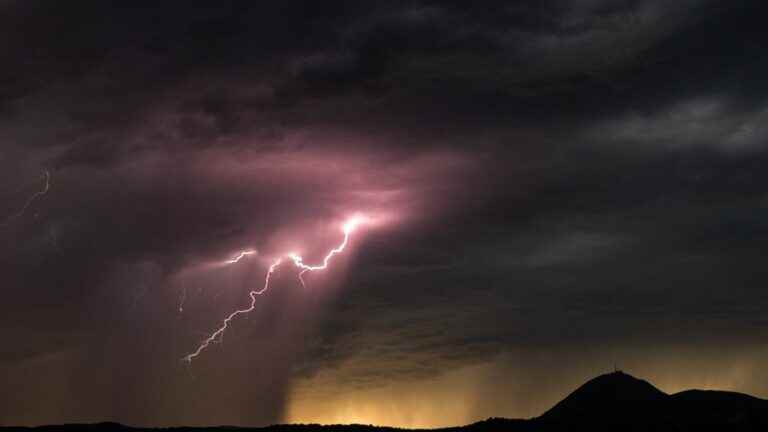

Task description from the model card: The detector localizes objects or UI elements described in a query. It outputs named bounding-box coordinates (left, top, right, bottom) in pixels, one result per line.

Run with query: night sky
left=2, top=1, right=768, bottom=428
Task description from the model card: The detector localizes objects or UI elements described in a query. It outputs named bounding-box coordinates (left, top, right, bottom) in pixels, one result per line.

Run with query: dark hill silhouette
left=538, top=370, right=668, bottom=423
left=3, top=371, right=767, bottom=432
left=669, top=389, right=768, bottom=430
left=533, top=371, right=768, bottom=431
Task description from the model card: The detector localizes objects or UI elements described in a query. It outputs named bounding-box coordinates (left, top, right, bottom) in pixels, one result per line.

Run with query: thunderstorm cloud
left=1, top=1, right=767, bottom=428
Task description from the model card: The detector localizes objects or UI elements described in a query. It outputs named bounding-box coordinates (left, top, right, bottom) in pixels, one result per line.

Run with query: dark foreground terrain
left=4, top=371, right=767, bottom=431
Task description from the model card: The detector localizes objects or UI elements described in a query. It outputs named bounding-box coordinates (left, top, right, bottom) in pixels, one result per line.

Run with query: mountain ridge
left=3, top=371, right=767, bottom=431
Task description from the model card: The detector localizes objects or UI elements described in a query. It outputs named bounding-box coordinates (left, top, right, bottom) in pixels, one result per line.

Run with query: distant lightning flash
left=183, top=215, right=369, bottom=362
left=1, top=169, right=50, bottom=227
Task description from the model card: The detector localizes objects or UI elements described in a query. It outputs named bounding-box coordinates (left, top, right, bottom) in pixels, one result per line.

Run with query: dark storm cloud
left=1, top=0, right=768, bottom=427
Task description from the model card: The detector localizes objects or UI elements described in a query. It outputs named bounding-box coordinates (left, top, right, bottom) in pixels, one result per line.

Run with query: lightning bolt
left=183, top=215, right=368, bottom=362
left=222, top=249, right=257, bottom=265
left=1, top=169, right=50, bottom=227
left=183, top=258, right=282, bottom=362
left=178, top=284, right=188, bottom=313
left=178, top=249, right=258, bottom=314
left=288, top=215, right=366, bottom=289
